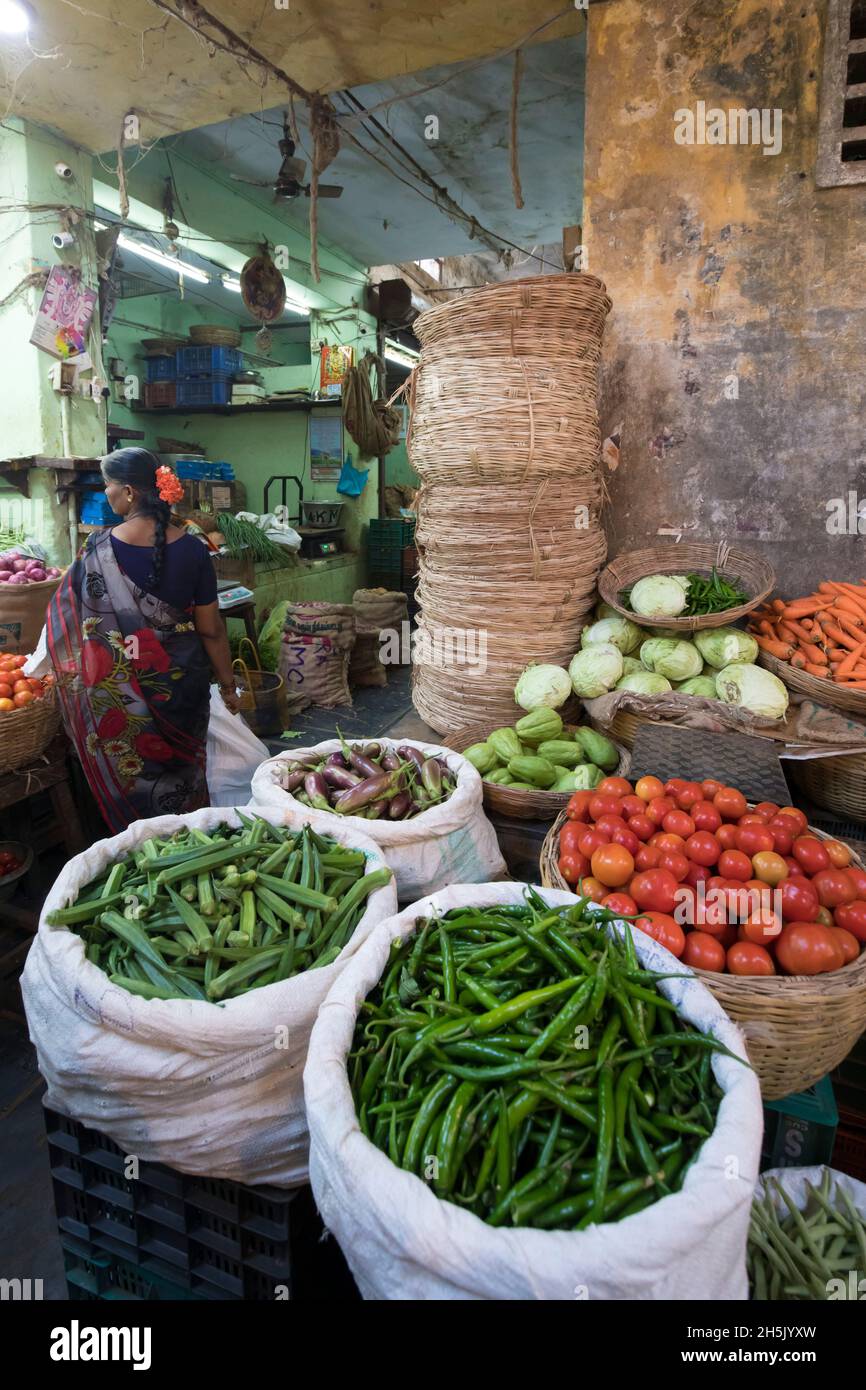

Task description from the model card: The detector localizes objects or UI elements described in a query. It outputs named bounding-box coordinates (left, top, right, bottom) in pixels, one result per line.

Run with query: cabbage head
left=715, top=663, right=789, bottom=719
left=581, top=616, right=644, bottom=654
left=629, top=574, right=689, bottom=618
left=616, top=671, right=673, bottom=694
left=569, top=643, right=623, bottom=698
left=514, top=663, right=572, bottom=711
left=694, top=627, right=759, bottom=669
left=639, top=638, right=703, bottom=681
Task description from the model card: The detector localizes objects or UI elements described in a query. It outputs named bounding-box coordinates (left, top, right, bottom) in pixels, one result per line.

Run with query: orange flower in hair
left=155, top=465, right=184, bottom=505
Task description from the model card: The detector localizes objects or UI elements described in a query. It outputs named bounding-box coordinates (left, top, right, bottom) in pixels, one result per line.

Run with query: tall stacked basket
left=408, top=274, right=612, bottom=733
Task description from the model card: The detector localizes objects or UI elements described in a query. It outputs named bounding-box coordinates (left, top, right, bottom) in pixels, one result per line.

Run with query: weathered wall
left=584, top=0, right=866, bottom=594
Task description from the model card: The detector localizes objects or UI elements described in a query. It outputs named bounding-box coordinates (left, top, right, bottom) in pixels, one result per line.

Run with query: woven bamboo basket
left=444, top=722, right=629, bottom=822
left=788, top=751, right=866, bottom=826
left=232, top=640, right=289, bottom=740
left=413, top=273, right=612, bottom=359
left=756, top=648, right=866, bottom=718
left=598, top=541, right=775, bottom=632
left=189, top=324, right=241, bottom=347
left=540, top=809, right=866, bottom=1098
left=0, top=688, right=61, bottom=773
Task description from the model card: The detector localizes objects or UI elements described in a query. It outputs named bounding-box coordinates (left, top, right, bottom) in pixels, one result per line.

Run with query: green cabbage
left=616, top=671, right=673, bottom=694
left=514, top=662, right=572, bottom=711
left=629, top=574, right=689, bottom=618
left=620, top=656, right=645, bottom=677
left=594, top=601, right=621, bottom=622
left=580, top=616, right=644, bottom=654
left=568, top=643, right=623, bottom=698
left=694, top=627, right=759, bottom=669
left=675, top=675, right=719, bottom=697
left=639, top=637, right=703, bottom=681
left=715, top=663, right=789, bottom=719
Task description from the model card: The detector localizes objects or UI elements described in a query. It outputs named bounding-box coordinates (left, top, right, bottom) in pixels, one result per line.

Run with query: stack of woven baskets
left=408, top=274, right=612, bottom=733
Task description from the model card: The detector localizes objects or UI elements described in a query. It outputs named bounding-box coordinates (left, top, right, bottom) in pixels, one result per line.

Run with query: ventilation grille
left=817, top=0, right=866, bottom=185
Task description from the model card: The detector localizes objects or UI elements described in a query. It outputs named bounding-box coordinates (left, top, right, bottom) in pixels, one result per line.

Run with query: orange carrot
left=756, top=636, right=795, bottom=660
left=798, top=644, right=828, bottom=665
left=786, top=619, right=820, bottom=644
left=771, top=599, right=785, bottom=614
left=832, top=612, right=866, bottom=640
left=830, top=595, right=866, bottom=621
left=835, top=641, right=866, bottom=678
left=790, top=652, right=807, bottom=669
left=805, top=663, right=831, bottom=678
left=823, top=624, right=861, bottom=651
left=782, top=600, right=831, bottom=618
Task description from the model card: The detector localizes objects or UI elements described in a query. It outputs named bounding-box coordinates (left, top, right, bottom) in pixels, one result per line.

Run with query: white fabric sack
left=22, top=623, right=50, bottom=676
left=251, top=737, right=506, bottom=901
left=757, top=1166, right=866, bottom=1300
left=304, top=883, right=763, bottom=1300
left=21, top=804, right=397, bottom=1187
left=206, top=685, right=270, bottom=807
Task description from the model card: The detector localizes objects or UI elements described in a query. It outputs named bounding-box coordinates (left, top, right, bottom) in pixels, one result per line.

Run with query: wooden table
left=218, top=582, right=258, bottom=649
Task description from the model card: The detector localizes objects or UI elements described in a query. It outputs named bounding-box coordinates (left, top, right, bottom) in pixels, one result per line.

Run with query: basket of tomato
left=539, top=772, right=866, bottom=1099
left=0, top=652, right=60, bottom=773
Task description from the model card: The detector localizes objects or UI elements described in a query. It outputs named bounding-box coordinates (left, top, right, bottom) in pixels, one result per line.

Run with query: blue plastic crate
left=81, top=495, right=123, bottom=525
left=145, top=355, right=177, bottom=382
left=176, top=377, right=232, bottom=408
left=177, top=346, right=242, bottom=377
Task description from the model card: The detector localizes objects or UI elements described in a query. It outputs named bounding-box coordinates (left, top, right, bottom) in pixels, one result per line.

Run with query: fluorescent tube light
left=384, top=339, right=419, bottom=369
left=0, top=0, right=32, bottom=34
left=118, top=234, right=210, bottom=284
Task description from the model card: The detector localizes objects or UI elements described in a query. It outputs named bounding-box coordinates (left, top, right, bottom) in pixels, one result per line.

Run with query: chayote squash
left=488, top=726, right=523, bottom=761
left=486, top=767, right=517, bottom=785
left=463, top=741, right=499, bottom=774
left=537, top=740, right=585, bottom=768
left=514, top=708, right=564, bottom=746
left=507, top=755, right=556, bottom=788
left=572, top=727, right=619, bottom=772
left=570, top=762, right=604, bottom=790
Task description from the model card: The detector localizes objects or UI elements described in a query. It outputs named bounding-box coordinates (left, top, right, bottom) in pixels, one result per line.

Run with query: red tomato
left=676, top=781, right=705, bottom=811
left=846, top=867, right=866, bottom=898
left=754, top=802, right=781, bottom=821
left=780, top=877, right=820, bottom=924
left=685, top=831, right=721, bottom=867
left=735, top=824, right=775, bottom=857
left=682, top=931, right=726, bottom=972
left=558, top=852, right=591, bottom=885
left=663, top=809, right=696, bottom=839
left=630, top=868, right=679, bottom=914
left=783, top=856, right=802, bottom=875
left=620, top=795, right=647, bottom=819
left=597, top=776, right=633, bottom=798
left=591, top=844, right=635, bottom=888
left=691, top=800, right=722, bottom=833
left=558, top=821, right=586, bottom=854
left=815, top=906, right=835, bottom=928
left=777, top=806, right=808, bottom=834
left=654, top=833, right=686, bottom=853
left=646, top=796, right=675, bottom=826
left=824, top=840, right=852, bottom=868
left=685, top=861, right=712, bottom=888
left=776, top=922, right=843, bottom=975
left=594, top=814, right=628, bottom=839
left=634, top=844, right=661, bottom=871
left=701, top=778, right=725, bottom=800
left=766, top=816, right=796, bottom=856
left=811, top=868, right=857, bottom=908
left=601, top=891, right=638, bottom=917
left=739, top=907, right=783, bottom=946
left=727, top=942, right=775, bottom=976
left=13, top=690, right=33, bottom=708
left=738, top=814, right=769, bottom=826
left=674, top=882, right=698, bottom=925
left=588, top=793, right=623, bottom=822
left=634, top=911, right=685, bottom=957
left=829, top=926, right=860, bottom=965
left=0, top=684, right=11, bottom=700
left=609, top=824, right=640, bottom=856
left=648, top=832, right=666, bottom=847
left=581, top=877, right=609, bottom=903
left=718, top=849, right=753, bottom=883
left=751, top=850, right=788, bottom=886
left=833, top=900, right=866, bottom=944
left=713, top=786, right=748, bottom=820
left=579, top=828, right=610, bottom=858
left=566, top=791, right=594, bottom=822
left=663, top=778, right=687, bottom=797
left=657, top=849, right=690, bottom=883
left=627, top=813, right=655, bottom=842
left=791, top=836, right=830, bottom=875
left=635, top=775, right=664, bottom=802
left=716, top=824, right=739, bottom=851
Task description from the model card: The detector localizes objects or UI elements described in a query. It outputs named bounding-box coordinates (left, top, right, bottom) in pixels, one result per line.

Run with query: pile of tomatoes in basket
left=0, top=847, right=24, bottom=878
left=0, top=652, right=51, bottom=712
left=558, top=774, right=865, bottom=976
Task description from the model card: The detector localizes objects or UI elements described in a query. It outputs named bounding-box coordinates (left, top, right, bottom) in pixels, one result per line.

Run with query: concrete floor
left=0, top=664, right=437, bottom=1300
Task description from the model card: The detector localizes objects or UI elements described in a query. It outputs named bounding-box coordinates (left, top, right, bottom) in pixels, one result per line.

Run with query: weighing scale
left=298, top=526, right=345, bottom=559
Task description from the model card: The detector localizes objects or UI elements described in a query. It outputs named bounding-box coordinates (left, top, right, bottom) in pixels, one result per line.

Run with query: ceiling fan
left=230, top=113, right=343, bottom=201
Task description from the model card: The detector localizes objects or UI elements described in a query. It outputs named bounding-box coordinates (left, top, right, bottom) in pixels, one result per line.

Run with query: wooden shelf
left=128, top=397, right=343, bottom=417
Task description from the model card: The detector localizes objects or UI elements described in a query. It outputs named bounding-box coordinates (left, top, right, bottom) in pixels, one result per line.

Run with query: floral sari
left=47, top=530, right=211, bottom=833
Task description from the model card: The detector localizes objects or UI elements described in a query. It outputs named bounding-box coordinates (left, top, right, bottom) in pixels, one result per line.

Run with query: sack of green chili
left=303, top=883, right=763, bottom=1299
left=251, top=737, right=505, bottom=901
left=21, top=805, right=397, bottom=1187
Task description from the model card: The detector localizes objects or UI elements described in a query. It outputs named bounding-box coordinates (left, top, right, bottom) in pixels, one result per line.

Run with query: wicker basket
left=756, top=648, right=866, bottom=718
left=443, top=721, right=629, bottom=822
left=232, top=641, right=289, bottom=740
left=539, top=810, right=866, bottom=1098
left=189, top=324, right=241, bottom=348
left=788, top=751, right=866, bottom=826
left=0, top=688, right=61, bottom=773
left=598, top=542, right=775, bottom=632
left=413, top=274, right=612, bottom=359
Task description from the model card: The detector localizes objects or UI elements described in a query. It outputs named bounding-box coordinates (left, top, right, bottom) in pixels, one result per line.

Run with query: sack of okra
left=21, top=805, right=397, bottom=1187
left=303, top=882, right=763, bottom=1299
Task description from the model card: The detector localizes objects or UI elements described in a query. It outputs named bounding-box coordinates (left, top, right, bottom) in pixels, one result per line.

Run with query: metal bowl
left=0, top=840, right=33, bottom=899
left=301, top=499, right=343, bottom=529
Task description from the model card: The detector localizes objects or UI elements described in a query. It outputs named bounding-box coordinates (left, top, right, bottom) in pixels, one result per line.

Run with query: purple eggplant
left=359, top=743, right=382, bottom=760
left=421, top=758, right=442, bottom=799
left=366, top=799, right=389, bottom=820
left=334, top=770, right=395, bottom=815
left=279, top=766, right=308, bottom=792
left=292, top=752, right=329, bottom=768
left=323, top=764, right=363, bottom=790
left=398, top=745, right=427, bottom=772
left=326, top=750, right=349, bottom=769
left=388, top=791, right=412, bottom=819
left=304, top=771, right=332, bottom=811
left=349, top=749, right=381, bottom=778
left=381, top=750, right=401, bottom=772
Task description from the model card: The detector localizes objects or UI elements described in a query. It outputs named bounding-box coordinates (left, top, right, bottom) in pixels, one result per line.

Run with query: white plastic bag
left=206, top=685, right=270, bottom=806
left=304, top=883, right=763, bottom=1300
left=21, top=804, right=397, bottom=1187
left=251, top=738, right=506, bottom=901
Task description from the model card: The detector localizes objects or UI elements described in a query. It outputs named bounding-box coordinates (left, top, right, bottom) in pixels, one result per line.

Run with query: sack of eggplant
left=303, top=883, right=763, bottom=1300
left=22, top=806, right=398, bottom=1186
left=251, top=737, right=508, bottom=903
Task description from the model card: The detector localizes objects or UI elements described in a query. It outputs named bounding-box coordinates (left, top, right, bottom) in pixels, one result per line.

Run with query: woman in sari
left=47, top=448, right=241, bottom=833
